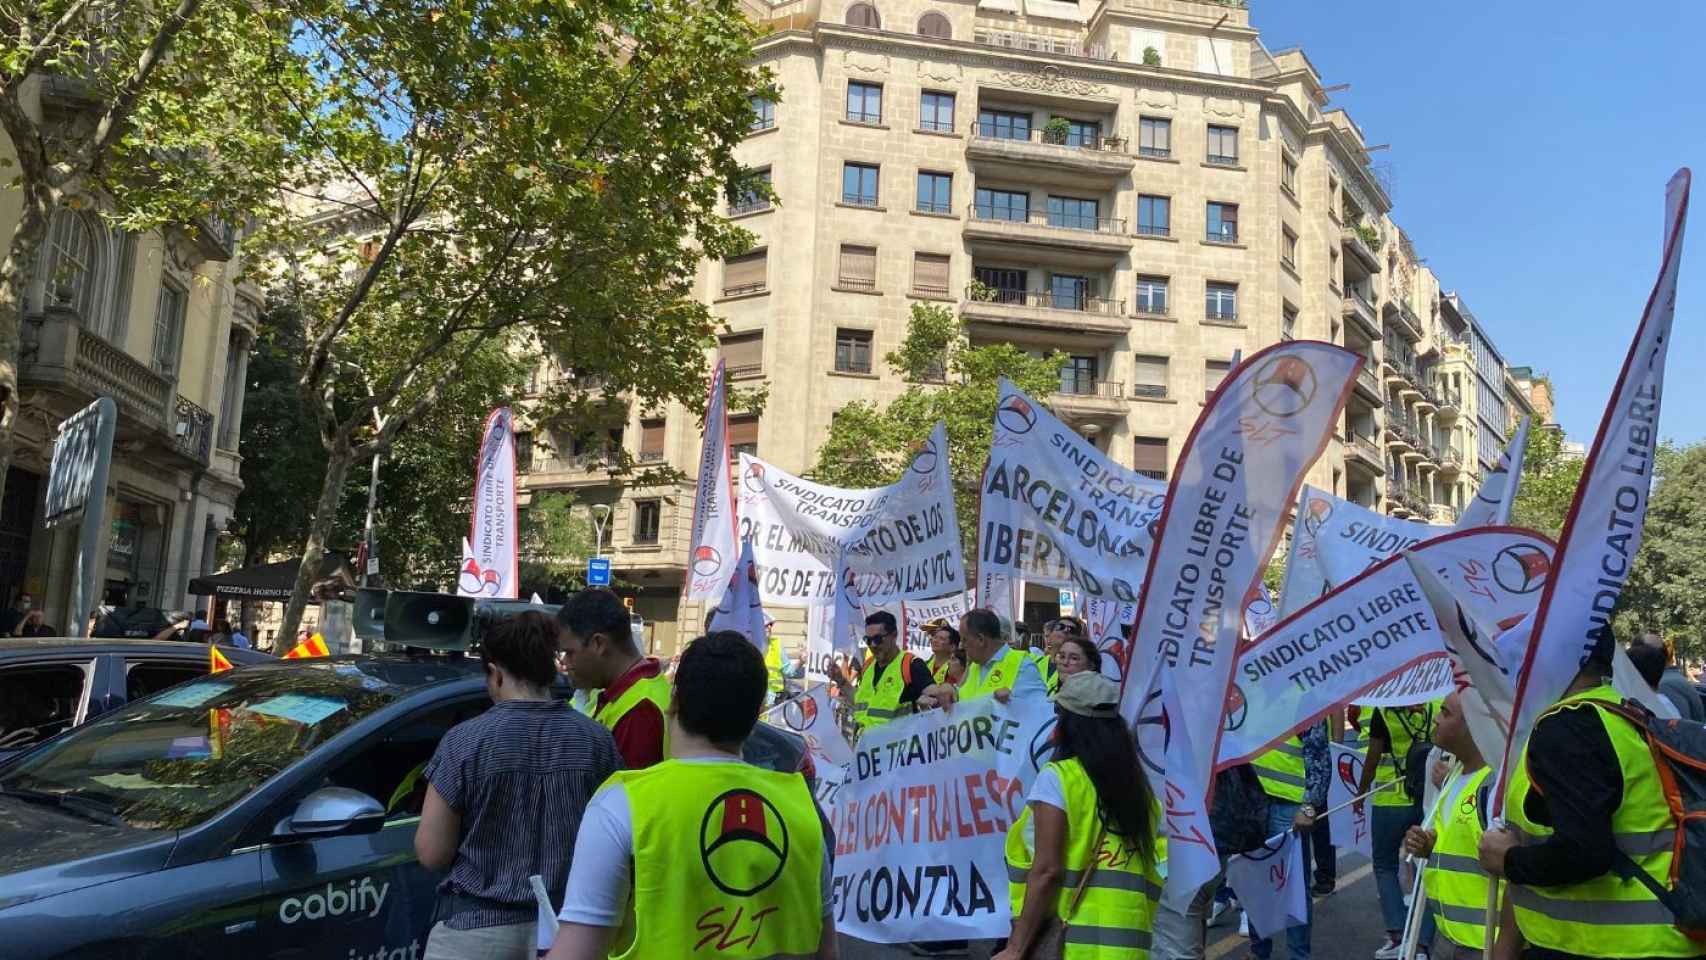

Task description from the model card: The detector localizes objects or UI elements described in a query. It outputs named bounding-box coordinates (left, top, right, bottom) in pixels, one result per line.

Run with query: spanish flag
left=209, top=644, right=234, bottom=674
left=283, top=634, right=330, bottom=660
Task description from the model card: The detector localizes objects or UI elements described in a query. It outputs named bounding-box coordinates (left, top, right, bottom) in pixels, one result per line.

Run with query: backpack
left=1596, top=699, right=1706, bottom=940
left=1388, top=706, right=1436, bottom=804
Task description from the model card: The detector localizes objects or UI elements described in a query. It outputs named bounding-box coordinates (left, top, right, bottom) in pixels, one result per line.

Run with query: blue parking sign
left=588, top=556, right=612, bottom=586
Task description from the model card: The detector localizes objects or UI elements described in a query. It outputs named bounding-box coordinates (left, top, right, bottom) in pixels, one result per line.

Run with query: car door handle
left=225, top=920, right=256, bottom=935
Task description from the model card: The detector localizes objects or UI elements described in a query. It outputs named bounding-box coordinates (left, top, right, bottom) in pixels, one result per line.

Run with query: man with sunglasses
left=851, top=610, right=931, bottom=736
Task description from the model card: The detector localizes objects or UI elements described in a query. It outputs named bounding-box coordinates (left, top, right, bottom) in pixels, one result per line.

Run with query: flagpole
left=1317, top=778, right=1403, bottom=820
left=1397, top=864, right=1428, bottom=960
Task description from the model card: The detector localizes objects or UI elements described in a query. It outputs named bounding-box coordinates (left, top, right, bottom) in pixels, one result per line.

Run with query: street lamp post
left=590, top=504, right=612, bottom=562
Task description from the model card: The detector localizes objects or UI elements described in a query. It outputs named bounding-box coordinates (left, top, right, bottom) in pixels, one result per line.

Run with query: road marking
left=1205, top=861, right=1375, bottom=959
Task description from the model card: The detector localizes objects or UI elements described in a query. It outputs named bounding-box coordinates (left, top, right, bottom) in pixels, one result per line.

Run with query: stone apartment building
left=520, top=0, right=1531, bottom=652
left=0, top=84, right=254, bottom=631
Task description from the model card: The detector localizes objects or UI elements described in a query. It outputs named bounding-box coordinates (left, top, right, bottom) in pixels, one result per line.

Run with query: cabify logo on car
left=278, top=876, right=390, bottom=923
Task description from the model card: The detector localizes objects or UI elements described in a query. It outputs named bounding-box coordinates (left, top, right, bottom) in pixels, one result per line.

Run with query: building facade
left=0, top=81, right=254, bottom=631
left=520, top=0, right=1527, bottom=653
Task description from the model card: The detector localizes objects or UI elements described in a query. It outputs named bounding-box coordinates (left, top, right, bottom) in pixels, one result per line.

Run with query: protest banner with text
left=687, top=360, right=740, bottom=601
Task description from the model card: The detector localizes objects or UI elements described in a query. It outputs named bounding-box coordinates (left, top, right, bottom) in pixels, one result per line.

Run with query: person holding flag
left=1402, top=691, right=1497, bottom=958
left=1354, top=701, right=1442, bottom=959
left=850, top=611, right=930, bottom=734
left=1246, top=722, right=1328, bottom=960
left=559, top=588, right=670, bottom=768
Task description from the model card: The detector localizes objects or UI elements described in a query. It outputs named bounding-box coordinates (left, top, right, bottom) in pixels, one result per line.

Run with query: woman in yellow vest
left=999, top=672, right=1163, bottom=960
left=1402, top=691, right=1497, bottom=956
left=1353, top=700, right=1440, bottom=959
left=925, top=620, right=964, bottom=685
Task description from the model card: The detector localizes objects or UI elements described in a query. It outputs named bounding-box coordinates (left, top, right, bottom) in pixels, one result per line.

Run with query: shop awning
left=188, top=552, right=353, bottom=602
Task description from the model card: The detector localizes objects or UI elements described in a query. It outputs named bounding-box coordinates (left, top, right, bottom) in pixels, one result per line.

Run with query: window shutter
left=839, top=245, right=877, bottom=289
left=723, top=250, right=767, bottom=294
left=728, top=415, right=759, bottom=447
left=1133, top=355, right=1169, bottom=389
left=913, top=253, right=950, bottom=294
left=1134, top=437, right=1168, bottom=477
left=719, top=333, right=763, bottom=373
left=640, top=419, right=665, bottom=456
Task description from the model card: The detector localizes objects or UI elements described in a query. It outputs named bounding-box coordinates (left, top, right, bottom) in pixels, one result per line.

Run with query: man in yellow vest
left=558, top=589, right=670, bottom=768
left=1478, top=643, right=1701, bottom=960
left=1246, top=722, right=1327, bottom=960
left=547, top=630, right=834, bottom=960
left=1402, top=691, right=1496, bottom=957
left=924, top=608, right=1046, bottom=708
left=1354, top=700, right=1441, bottom=959
left=851, top=611, right=930, bottom=735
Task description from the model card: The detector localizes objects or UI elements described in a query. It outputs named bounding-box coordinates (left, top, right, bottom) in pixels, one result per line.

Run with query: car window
left=0, top=661, right=91, bottom=752
left=126, top=661, right=206, bottom=701
left=324, top=699, right=489, bottom=820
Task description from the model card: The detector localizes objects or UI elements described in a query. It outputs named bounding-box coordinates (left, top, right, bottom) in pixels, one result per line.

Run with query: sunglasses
left=863, top=632, right=887, bottom=646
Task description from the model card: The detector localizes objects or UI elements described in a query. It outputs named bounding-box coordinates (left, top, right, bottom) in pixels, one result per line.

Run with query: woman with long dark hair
left=1053, top=635, right=1102, bottom=679
left=998, top=672, right=1162, bottom=960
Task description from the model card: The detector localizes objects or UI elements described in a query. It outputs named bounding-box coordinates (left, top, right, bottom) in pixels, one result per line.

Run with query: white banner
left=687, top=360, right=740, bottom=601
left=707, top=538, right=770, bottom=654
left=1084, top=597, right=1137, bottom=684
left=1326, top=741, right=1374, bottom=859
left=977, top=568, right=1025, bottom=621
left=978, top=380, right=1167, bottom=601
left=458, top=406, right=518, bottom=598
left=903, top=592, right=974, bottom=658
left=739, top=422, right=964, bottom=605
left=1217, top=526, right=1555, bottom=766
left=824, top=697, right=1056, bottom=942
left=1121, top=341, right=1362, bottom=906
left=766, top=684, right=855, bottom=773
left=806, top=598, right=859, bottom=683
left=1497, top=170, right=1689, bottom=817
left=1225, top=830, right=1310, bottom=939
left=1456, top=417, right=1530, bottom=530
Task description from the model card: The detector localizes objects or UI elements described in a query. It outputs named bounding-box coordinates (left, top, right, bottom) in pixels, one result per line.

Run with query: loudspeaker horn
left=383, top=591, right=476, bottom=650
left=353, top=588, right=389, bottom=640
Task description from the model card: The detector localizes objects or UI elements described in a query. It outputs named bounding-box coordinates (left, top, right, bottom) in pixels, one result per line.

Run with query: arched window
left=846, top=3, right=881, bottom=28
left=40, top=209, right=99, bottom=320
left=917, top=12, right=951, bottom=38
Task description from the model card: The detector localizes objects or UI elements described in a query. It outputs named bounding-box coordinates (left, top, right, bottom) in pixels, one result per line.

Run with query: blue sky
left=1252, top=1, right=1705, bottom=445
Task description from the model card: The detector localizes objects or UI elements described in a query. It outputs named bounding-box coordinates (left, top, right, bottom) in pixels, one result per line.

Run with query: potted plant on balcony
left=967, top=280, right=999, bottom=303
left=1355, top=221, right=1383, bottom=252
left=1142, top=45, right=1162, bottom=66
left=1042, top=117, right=1072, bottom=145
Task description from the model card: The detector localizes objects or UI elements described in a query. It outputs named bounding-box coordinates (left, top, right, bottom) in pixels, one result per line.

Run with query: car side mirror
left=279, top=786, right=386, bottom=839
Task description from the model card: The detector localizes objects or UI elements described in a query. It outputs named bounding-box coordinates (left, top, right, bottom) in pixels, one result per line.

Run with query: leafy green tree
left=231, top=307, right=328, bottom=569
left=809, top=302, right=1065, bottom=558
left=258, top=0, right=773, bottom=640
left=0, top=0, right=305, bottom=498
left=1511, top=426, right=1586, bottom=538
left=516, top=491, right=603, bottom=599
left=1615, top=442, right=1705, bottom=658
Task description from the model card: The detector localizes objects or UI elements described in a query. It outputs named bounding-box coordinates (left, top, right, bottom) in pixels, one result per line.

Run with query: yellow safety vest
left=852, top=651, right=920, bottom=731
left=1251, top=735, right=1307, bottom=804
left=928, top=656, right=954, bottom=685
left=594, top=670, right=672, bottom=761
left=569, top=687, right=600, bottom=716
left=1505, top=684, right=1696, bottom=958
left=604, top=759, right=823, bottom=959
left=1424, top=766, right=1497, bottom=950
left=1373, top=702, right=1436, bottom=808
left=1005, top=758, right=1164, bottom=958
left=962, top=645, right=1031, bottom=701
left=1033, top=651, right=1060, bottom=696
left=765, top=639, right=784, bottom=698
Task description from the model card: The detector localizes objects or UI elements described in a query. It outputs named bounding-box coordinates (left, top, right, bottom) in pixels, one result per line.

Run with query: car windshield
left=0, top=662, right=413, bottom=831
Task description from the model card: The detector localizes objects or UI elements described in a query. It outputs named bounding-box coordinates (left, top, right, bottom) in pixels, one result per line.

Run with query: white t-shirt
left=557, top=755, right=834, bottom=928
left=1016, top=763, right=1069, bottom=852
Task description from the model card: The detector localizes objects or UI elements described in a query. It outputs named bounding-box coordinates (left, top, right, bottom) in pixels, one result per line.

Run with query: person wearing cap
left=934, top=608, right=1048, bottom=707
left=923, top=620, right=962, bottom=685
left=850, top=610, right=930, bottom=735
left=999, top=672, right=1163, bottom=960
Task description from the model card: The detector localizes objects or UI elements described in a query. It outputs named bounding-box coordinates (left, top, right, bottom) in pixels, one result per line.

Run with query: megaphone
left=477, top=599, right=563, bottom=622
left=353, top=588, right=389, bottom=641
left=383, top=591, right=477, bottom=650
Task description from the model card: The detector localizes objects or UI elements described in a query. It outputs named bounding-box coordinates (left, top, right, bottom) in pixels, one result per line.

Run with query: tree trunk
left=276, top=447, right=354, bottom=644
left=0, top=183, right=55, bottom=507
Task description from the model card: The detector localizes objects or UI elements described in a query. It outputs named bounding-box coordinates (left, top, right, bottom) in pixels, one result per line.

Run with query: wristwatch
left=1300, top=804, right=1318, bottom=819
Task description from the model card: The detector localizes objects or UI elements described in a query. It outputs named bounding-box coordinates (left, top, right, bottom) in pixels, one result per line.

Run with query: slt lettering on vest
left=605, top=759, right=824, bottom=958
left=852, top=651, right=921, bottom=731
left=1373, top=703, right=1435, bottom=808
left=594, top=672, right=672, bottom=759
left=1424, top=766, right=1496, bottom=950
left=1252, top=736, right=1307, bottom=804
left=1504, top=685, right=1697, bottom=958
left=961, top=646, right=1030, bottom=702
left=1004, top=758, right=1165, bottom=959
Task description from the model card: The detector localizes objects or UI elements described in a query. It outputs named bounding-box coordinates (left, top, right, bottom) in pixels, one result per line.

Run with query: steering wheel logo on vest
left=700, top=788, right=791, bottom=897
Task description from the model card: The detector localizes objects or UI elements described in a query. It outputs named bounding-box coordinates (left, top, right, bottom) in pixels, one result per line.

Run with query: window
left=1282, top=227, right=1298, bottom=269
left=1205, top=360, right=1232, bottom=402
left=125, top=662, right=205, bottom=701
left=40, top=210, right=98, bottom=321
left=846, top=2, right=880, bottom=28
left=917, top=11, right=951, bottom=37
left=1047, top=196, right=1099, bottom=231
left=1063, top=119, right=1101, bottom=148
left=977, top=109, right=1031, bottom=141
left=722, top=250, right=767, bottom=297
left=729, top=168, right=771, bottom=214
left=919, top=91, right=955, bottom=132
left=728, top=415, right=759, bottom=463
left=1282, top=154, right=1298, bottom=194
left=846, top=82, right=883, bottom=124
left=1282, top=304, right=1298, bottom=340
left=152, top=281, right=187, bottom=375
left=1328, top=175, right=1342, bottom=220
left=1135, top=276, right=1168, bottom=315
left=916, top=171, right=952, bottom=213
left=1133, top=355, right=1169, bottom=399
left=1060, top=355, right=1098, bottom=395
left=634, top=500, right=662, bottom=545
left=0, top=663, right=87, bottom=750
left=719, top=332, right=763, bottom=379
left=639, top=419, right=666, bottom=462
left=1207, top=201, right=1239, bottom=243
left=842, top=162, right=880, bottom=206
left=1137, top=195, right=1170, bottom=237
left=749, top=95, right=776, bottom=131
left=515, top=430, right=534, bottom=471
left=913, top=252, right=950, bottom=297
left=1050, top=274, right=1092, bottom=311
left=1207, top=125, right=1239, bottom=165
left=1330, top=248, right=1340, bottom=289
left=837, top=244, right=878, bottom=290
left=1205, top=282, right=1238, bottom=323
left=1139, top=117, right=1171, bottom=158
left=975, top=266, right=1026, bottom=303
left=1133, top=437, right=1168, bottom=480
left=835, top=328, right=874, bottom=373
left=217, top=330, right=244, bottom=450
left=974, top=187, right=1029, bottom=222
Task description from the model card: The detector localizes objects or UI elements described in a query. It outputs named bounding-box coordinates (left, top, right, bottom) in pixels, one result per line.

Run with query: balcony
left=1429, top=503, right=1458, bottom=525
left=971, top=28, right=1117, bottom=62
left=965, top=123, right=1134, bottom=181
left=172, top=397, right=213, bottom=466
left=1385, top=298, right=1425, bottom=343
left=1439, top=446, right=1464, bottom=474
left=1053, top=380, right=1126, bottom=421
left=1347, top=433, right=1385, bottom=475
left=526, top=451, right=619, bottom=486
left=1342, top=224, right=1383, bottom=275
left=962, top=284, right=1129, bottom=339
left=1386, top=422, right=1414, bottom=455
left=1342, top=291, right=1381, bottom=340
left=1353, top=363, right=1384, bottom=407
left=964, top=205, right=1132, bottom=260
left=1436, top=385, right=1462, bottom=419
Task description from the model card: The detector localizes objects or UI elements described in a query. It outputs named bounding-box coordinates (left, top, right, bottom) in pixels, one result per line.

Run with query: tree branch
left=15, top=0, right=97, bottom=81
left=84, top=0, right=203, bottom=164
left=355, top=326, right=501, bottom=460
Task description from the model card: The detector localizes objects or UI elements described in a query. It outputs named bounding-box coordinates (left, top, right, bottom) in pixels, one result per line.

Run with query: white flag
left=1495, top=170, right=1690, bottom=819
left=707, top=538, right=770, bottom=655
left=687, top=360, right=740, bottom=601
left=1120, top=341, right=1361, bottom=906
left=1456, top=416, right=1531, bottom=530
left=458, top=406, right=518, bottom=598
left=1225, top=830, right=1310, bottom=939
left=1084, top=597, right=1138, bottom=684
left=1403, top=553, right=1520, bottom=776
left=1327, top=740, right=1375, bottom=859
left=766, top=684, right=855, bottom=772
left=1243, top=584, right=1280, bottom=640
